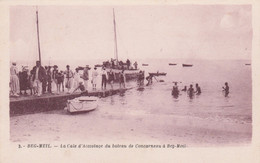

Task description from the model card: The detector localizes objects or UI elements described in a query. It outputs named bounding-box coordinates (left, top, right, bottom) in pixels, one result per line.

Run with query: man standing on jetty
left=32, top=61, right=46, bottom=97
left=82, top=65, right=89, bottom=91
left=65, top=65, right=74, bottom=93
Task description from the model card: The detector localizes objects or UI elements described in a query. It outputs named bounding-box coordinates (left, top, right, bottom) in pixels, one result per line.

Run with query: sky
left=10, top=5, right=252, bottom=63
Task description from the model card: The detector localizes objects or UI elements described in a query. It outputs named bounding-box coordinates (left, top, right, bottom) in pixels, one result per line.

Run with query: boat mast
left=36, top=6, right=42, bottom=65
left=113, top=8, right=118, bottom=66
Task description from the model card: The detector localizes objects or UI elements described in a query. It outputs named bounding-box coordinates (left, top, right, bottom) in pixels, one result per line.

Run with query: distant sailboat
left=182, top=64, right=193, bottom=67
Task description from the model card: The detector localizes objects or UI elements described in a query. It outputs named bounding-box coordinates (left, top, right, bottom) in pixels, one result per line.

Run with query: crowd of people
left=9, top=61, right=127, bottom=97
left=171, top=82, right=229, bottom=99
left=10, top=60, right=230, bottom=99
left=102, top=58, right=138, bottom=70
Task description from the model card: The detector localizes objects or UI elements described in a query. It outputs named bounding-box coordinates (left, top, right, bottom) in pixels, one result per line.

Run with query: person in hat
left=73, top=68, right=80, bottom=89
left=101, top=67, right=107, bottom=89
left=92, top=67, right=99, bottom=90
left=65, top=65, right=74, bottom=93
left=10, top=62, right=20, bottom=96
left=31, top=61, right=46, bottom=96
left=19, top=66, right=29, bottom=95
left=56, top=70, right=63, bottom=94
left=29, top=69, right=35, bottom=95
left=82, top=65, right=89, bottom=90
left=52, top=65, right=59, bottom=93
left=42, top=66, right=48, bottom=94
left=46, top=66, right=52, bottom=93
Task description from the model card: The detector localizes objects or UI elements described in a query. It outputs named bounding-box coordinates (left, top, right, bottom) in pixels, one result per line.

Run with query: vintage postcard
left=1, top=0, right=260, bottom=162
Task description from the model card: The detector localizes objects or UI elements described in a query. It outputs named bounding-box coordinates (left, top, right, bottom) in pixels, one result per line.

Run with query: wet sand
left=10, top=104, right=251, bottom=146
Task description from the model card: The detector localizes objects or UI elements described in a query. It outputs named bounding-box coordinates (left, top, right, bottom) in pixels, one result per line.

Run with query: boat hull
left=182, top=64, right=193, bottom=67
left=65, top=96, right=98, bottom=113
left=148, top=73, right=167, bottom=76
left=107, top=69, right=140, bottom=81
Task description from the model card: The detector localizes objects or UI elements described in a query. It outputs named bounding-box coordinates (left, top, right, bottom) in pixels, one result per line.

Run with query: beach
left=10, top=101, right=251, bottom=146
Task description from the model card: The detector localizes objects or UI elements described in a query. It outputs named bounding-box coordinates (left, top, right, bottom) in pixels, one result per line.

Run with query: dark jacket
left=32, top=66, right=46, bottom=82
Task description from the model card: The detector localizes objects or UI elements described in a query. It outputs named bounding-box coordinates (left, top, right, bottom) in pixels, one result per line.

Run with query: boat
left=169, top=63, right=177, bottom=66
left=245, top=63, right=251, bottom=66
left=94, top=64, right=103, bottom=67
left=182, top=64, right=193, bottom=67
left=142, top=64, right=149, bottom=66
left=104, top=9, right=140, bottom=81
left=148, top=72, right=167, bottom=76
left=65, top=96, right=98, bottom=113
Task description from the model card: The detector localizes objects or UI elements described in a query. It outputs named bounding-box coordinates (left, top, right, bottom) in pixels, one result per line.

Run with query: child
left=56, top=71, right=63, bottom=94
left=107, top=69, right=115, bottom=89
left=119, top=70, right=126, bottom=88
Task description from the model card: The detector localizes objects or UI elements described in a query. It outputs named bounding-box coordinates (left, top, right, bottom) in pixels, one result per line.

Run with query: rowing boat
left=65, top=96, right=98, bottom=113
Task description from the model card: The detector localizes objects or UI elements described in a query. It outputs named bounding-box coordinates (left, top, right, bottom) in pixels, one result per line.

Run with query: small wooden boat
left=169, top=63, right=177, bottom=66
left=148, top=72, right=167, bottom=76
left=95, top=64, right=103, bottom=67
left=65, top=96, right=98, bottom=113
left=142, top=64, right=149, bottom=66
left=182, top=64, right=193, bottom=67
left=245, top=64, right=251, bottom=66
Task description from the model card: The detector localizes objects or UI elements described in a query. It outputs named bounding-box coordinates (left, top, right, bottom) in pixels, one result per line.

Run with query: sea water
left=98, top=59, right=252, bottom=124
left=10, top=59, right=252, bottom=143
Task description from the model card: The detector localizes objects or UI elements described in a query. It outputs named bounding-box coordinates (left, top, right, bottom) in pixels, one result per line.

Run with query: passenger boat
left=104, top=9, right=140, bottom=81
left=182, top=64, right=193, bottom=67
left=169, top=63, right=177, bottom=66
left=142, top=64, right=149, bottom=66
left=94, top=64, right=103, bottom=67
left=65, top=96, right=98, bottom=113
left=148, top=72, right=167, bottom=76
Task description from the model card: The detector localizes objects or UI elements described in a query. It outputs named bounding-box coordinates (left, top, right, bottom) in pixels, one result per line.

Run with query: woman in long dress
left=92, top=67, right=99, bottom=90
left=73, top=68, right=81, bottom=91
left=10, top=62, right=20, bottom=96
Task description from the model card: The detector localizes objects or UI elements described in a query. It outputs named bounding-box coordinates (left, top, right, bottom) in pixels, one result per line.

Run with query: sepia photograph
left=1, top=2, right=260, bottom=162
left=8, top=5, right=253, bottom=145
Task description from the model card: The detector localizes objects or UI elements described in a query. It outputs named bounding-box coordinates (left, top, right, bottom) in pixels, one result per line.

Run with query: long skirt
left=92, top=77, right=97, bottom=85
left=65, top=78, right=73, bottom=90
left=10, top=75, right=20, bottom=94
